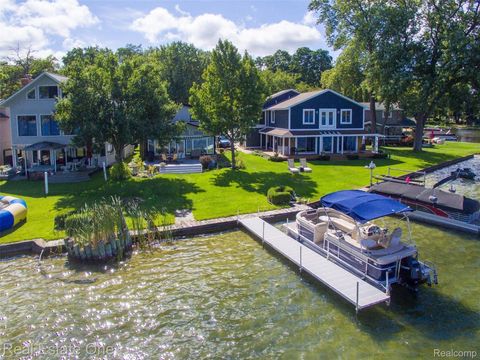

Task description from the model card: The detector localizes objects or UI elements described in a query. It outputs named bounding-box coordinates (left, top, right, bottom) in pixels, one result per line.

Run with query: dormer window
left=303, top=109, right=315, bottom=124
left=39, top=86, right=59, bottom=99
left=26, top=88, right=36, bottom=100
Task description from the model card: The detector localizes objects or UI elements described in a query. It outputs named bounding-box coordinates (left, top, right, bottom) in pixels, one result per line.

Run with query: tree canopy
left=148, top=42, right=209, bottom=104
left=256, top=47, right=332, bottom=88
left=56, top=48, right=179, bottom=161
left=0, top=48, right=58, bottom=99
left=190, top=40, right=265, bottom=169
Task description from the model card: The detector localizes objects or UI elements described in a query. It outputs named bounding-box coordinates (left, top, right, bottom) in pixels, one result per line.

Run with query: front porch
left=258, top=149, right=381, bottom=160
left=257, top=128, right=381, bottom=157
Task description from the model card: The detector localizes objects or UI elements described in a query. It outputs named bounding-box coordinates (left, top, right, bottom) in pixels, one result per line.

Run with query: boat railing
left=296, top=229, right=393, bottom=293
left=387, top=167, right=426, bottom=185
left=324, top=235, right=395, bottom=293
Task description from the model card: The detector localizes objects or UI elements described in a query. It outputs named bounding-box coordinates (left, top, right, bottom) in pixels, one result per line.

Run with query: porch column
left=374, top=136, right=379, bottom=153
left=282, top=137, right=285, bottom=156
left=260, top=133, right=262, bottom=148
left=340, top=136, right=344, bottom=154
left=319, top=137, right=323, bottom=154
left=53, top=150, right=57, bottom=173
left=12, top=146, right=17, bottom=168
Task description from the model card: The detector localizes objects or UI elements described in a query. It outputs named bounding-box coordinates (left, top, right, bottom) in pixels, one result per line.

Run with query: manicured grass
left=0, top=142, right=478, bottom=244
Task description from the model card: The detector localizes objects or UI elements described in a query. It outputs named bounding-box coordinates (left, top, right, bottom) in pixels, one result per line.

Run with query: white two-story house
left=0, top=72, right=119, bottom=173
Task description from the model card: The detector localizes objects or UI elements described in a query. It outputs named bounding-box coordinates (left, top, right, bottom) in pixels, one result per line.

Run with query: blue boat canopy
left=320, top=190, right=412, bottom=223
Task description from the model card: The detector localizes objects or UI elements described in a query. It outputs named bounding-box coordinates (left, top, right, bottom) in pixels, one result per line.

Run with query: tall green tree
left=56, top=48, right=178, bottom=162
left=290, top=47, right=332, bottom=86
left=320, top=43, right=368, bottom=101
left=260, top=69, right=312, bottom=95
left=190, top=40, right=265, bottom=169
left=371, top=0, right=480, bottom=150
left=309, top=0, right=388, bottom=133
left=0, top=49, right=58, bottom=99
left=148, top=42, right=209, bottom=104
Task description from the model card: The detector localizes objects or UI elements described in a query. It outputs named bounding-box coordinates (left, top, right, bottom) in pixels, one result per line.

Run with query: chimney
left=20, top=74, right=32, bottom=86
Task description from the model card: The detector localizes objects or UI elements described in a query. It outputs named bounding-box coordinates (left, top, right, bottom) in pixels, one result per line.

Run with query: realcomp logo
left=434, top=349, right=477, bottom=358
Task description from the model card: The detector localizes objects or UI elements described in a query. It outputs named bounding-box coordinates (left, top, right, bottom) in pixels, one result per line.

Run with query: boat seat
left=331, top=217, right=356, bottom=234
left=314, top=223, right=328, bottom=244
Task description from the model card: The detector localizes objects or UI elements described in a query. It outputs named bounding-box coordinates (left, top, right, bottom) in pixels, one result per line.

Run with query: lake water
left=1, top=158, right=480, bottom=359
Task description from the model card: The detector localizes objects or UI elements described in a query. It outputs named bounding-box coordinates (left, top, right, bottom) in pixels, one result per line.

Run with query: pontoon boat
left=285, top=190, right=438, bottom=292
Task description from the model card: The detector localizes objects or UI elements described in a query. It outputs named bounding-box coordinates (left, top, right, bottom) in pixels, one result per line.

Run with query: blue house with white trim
left=246, top=89, right=380, bottom=156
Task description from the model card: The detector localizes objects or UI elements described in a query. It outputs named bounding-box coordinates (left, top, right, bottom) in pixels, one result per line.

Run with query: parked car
left=218, top=137, right=231, bottom=148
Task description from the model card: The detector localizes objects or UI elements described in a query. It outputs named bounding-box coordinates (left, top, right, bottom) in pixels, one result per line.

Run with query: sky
left=0, top=0, right=336, bottom=62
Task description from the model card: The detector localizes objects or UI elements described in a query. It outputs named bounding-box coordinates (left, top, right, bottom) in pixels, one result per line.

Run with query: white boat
left=285, top=190, right=438, bottom=292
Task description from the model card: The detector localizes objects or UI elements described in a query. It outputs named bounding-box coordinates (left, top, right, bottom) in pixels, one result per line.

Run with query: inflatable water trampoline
left=0, top=195, right=27, bottom=232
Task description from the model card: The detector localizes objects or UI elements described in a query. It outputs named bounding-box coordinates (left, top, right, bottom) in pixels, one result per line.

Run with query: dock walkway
left=239, top=217, right=390, bottom=311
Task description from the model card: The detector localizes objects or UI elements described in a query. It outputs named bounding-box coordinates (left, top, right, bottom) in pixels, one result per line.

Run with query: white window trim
left=17, top=114, right=38, bottom=137
left=26, top=88, right=36, bottom=100
left=271, top=110, right=275, bottom=124
left=340, top=109, right=352, bottom=124
left=319, top=108, right=336, bottom=129
left=302, top=109, right=315, bottom=125
left=38, top=85, right=60, bottom=100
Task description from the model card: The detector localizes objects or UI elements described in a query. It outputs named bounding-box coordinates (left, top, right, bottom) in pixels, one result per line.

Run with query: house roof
left=0, top=71, right=67, bottom=107
left=266, top=89, right=368, bottom=110
left=360, top=102, right=402, bottom=111
left=266, top=88, right=299, bottom=100
left=260, top=128, right=379, bottom=138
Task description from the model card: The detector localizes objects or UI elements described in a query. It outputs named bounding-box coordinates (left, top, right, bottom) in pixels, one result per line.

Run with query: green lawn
left=0, top=142, right=478, bottom=244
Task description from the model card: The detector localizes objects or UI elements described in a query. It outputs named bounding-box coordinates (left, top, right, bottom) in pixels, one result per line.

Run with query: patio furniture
left=161, top=153, right=168, bottom=162
left=287, top=159, right=299, bottom=174
left=172, top=153, right=178, bottom=163
left=300, top=158, right=312, bottom=173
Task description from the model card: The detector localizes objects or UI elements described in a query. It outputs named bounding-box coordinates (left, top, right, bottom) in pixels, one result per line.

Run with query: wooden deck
left=239, top=217, right=390, bottom=311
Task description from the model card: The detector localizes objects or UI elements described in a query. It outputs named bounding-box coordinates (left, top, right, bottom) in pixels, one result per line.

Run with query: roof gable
left=266, top=89, right=368, bottom=110
left=0, top=72, right=67, bottom=107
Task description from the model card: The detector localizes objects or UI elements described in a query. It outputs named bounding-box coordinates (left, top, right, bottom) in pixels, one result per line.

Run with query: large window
left=320, top=109, right=335, bottom=127
left=303, top=109, right=315, bottom=124
left=41, top=115, right=60, bottom=136
left=39, top=86, right=59, bottom=99
left=271, top=111, right=276, bottom=124
left=297, top=137, right=316, bottom=153
left=322, top=136, right=332, bottom=153
left=343, top=136, right=357, bottom=152
left=18, top=115, right=37, bottom=136
left=340, top=109, right=352, bottom=124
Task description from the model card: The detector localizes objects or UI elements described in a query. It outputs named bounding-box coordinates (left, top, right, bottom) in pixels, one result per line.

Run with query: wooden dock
left=239, top=217, right=390, bottom=311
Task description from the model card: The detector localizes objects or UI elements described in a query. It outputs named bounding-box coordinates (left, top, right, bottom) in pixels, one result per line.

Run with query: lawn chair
left=287, top=159, right=299, bottom=174
left=300, top=158, right=312, bottom=173
left=172, top=153, right=178, bottom=163
left=161, top=153, right=168, bottom=162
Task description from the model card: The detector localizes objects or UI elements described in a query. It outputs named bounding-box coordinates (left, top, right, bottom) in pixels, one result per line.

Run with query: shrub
left=199, top=155, right=213, bottom=169
left=218, top=148, right=225, bottom=154
left=109, top=162, right=131, bottom=181
left=317, top=154, right=330, bottom=161
left=267, top=185, right=295, bottom=205
left=372, top=152, right=388, bottom=159
left=269, top=152, right=285, bottom=162
left=346, top=154, right=359, bottom=160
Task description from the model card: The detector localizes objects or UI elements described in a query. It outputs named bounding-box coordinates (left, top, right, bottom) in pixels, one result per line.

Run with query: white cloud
left=302, top=11, right=317, bottom=26
left=130, top=8, right=324, bottom=56
left=0, top=0, right=98, bottom=58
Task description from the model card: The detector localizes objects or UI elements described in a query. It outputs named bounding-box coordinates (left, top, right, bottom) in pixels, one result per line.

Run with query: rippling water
left=1, top=224, right=479, bottom=359
left=424, top=155, right=480, bottom=201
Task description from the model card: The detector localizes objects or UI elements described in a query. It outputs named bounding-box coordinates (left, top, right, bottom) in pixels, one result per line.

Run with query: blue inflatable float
left=0, top=195, right=27, bottom=232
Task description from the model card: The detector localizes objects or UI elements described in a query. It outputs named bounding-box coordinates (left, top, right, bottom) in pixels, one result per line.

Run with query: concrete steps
left=158, top=164, right=202, bottom=174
